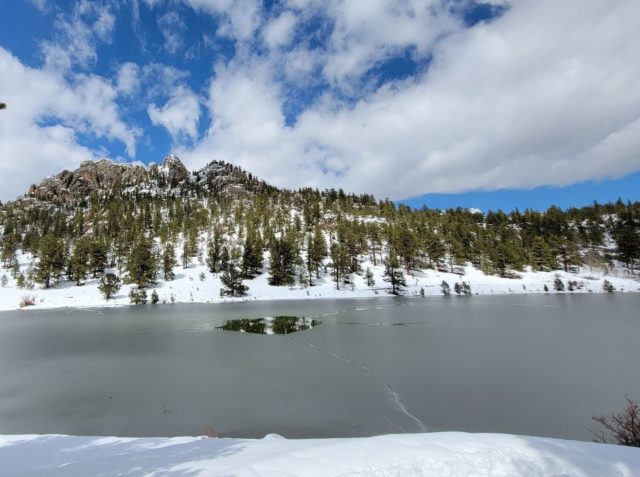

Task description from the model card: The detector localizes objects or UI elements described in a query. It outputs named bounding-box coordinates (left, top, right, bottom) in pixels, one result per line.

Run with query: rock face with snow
left=20, top=156, right=272, bottom=206
left=27, top=159, right=149, bottom=204
left=161, top=154, right=189, bottom=186
left=194, top=160, right=274, bottom=198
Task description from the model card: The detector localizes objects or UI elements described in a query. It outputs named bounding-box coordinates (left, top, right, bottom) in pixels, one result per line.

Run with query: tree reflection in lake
left=218, top=316, right=320, bottom=335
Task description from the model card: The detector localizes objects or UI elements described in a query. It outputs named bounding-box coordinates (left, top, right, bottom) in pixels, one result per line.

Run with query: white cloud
left=321, top=0, right=460, bottom=90
left=179, top=0, right=262, bottom=41
left=93, top=6, right=116, bottom=41
left=29, top=0, right=48, bottom=13
left=41, top=0, right=116, bottom=72
left=262, top=11, right=297, bottom=50
left=176, top=60, right=296, bottom=183
left=148, top=86, right=201, bottom=141
left=157, top=11, right=186, bottom=55
left=282, top=47, right=320, bottom=82
left=0, top=48, right=139, bottom=201
left=179, top=0, right=640, bottom=200
left=116, top=62, right=140, bottom=95
left=140, top=63, right=191, bottom=99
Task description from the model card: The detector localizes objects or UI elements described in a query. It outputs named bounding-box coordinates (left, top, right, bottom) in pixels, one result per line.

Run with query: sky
left=0, top=0, right=639, bottom=210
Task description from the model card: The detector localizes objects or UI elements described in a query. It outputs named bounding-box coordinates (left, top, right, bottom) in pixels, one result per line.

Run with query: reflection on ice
left=218, top=316, right=320, bottom=335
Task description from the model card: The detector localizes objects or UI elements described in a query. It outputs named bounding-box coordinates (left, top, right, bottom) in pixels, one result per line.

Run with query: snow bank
left=1, top=432, right=639, bottom=476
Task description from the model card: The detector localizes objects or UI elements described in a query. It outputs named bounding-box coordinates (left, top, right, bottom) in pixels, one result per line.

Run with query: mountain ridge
left=19, top=155, right=276, bottom=206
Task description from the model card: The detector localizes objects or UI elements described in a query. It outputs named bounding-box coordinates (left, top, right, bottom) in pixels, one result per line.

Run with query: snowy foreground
left=0, top=249, right=638, bottom=312
left=2, top=432, right=640, bottom=477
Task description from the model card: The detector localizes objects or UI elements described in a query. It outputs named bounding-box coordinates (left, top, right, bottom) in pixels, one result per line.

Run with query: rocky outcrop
left=18, top=155, right=273, bottom=207
left=26, top=159, right=149, bottom=205
left=161, top=155, right=189, bottom=186
left=194, top=160, right=273, bottom=198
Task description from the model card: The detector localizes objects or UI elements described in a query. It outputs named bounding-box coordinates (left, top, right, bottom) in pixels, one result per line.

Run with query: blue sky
left=401, top=172, right=640, bottom=213
left=0, top=0, right=639, bottom=209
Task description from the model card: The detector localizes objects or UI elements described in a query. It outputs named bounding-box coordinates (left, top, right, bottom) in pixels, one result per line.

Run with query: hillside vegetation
left=0, top=156, right=638, bottom=307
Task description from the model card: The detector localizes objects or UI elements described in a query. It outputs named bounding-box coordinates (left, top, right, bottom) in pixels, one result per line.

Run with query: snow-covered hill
left=1, top=155, right=638, bottom=312
left=2, top=432, right=639, bottom=476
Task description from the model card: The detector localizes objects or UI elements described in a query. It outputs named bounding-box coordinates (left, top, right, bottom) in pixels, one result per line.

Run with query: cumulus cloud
left=321, top=0, right=460, bottom=90
left=0, top=48, right=139, bottom=201
left=148, top=86, right=201, bottom=141
left=179, top=0, right=640, bottom=200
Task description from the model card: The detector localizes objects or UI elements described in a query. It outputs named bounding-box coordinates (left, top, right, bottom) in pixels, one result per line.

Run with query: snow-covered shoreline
left=2, top=431, right=639, bottom=476
left=1, top=257, right=638, bottom=313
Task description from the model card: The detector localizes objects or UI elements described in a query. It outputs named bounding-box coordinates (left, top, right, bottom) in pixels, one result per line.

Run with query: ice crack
left=289, top=337, right=427, bottom=432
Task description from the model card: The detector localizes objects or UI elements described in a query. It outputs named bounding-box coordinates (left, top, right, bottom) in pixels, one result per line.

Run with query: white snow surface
left=1, top=432, right=639, bottom=477
left=0, top=248, right=639, bottom=312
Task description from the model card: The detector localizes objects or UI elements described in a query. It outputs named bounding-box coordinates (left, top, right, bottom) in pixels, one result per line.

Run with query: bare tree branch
left=592, top=399, right=640, bottom=447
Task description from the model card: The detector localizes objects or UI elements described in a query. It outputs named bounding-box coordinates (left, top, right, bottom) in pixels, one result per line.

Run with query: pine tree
left=367, top=223, right=383, bottom=266
left=241, top=226, right=263, bottom=278
left=1, top=229, right=19, bottom=268
left=602, top=280, right=616, bottom=293
left=11, top=257, right=20, bottom=279
left=89, top=239, right=108, bottom=278
left=583, top=218, right=604, bottom=250
left=365, top=267, right=375, bottom=287
left=182, top=241, right=191, bottom=268
left=181, top=225, right=199, bottom=268
left=491, top=240, right=521, bottom=277
left=151, top=289, right=159, bottom=304
left=129, top=287, right=148, bottom=305
left=269, top=234, right=297, bottom=287
left=69, top=236, right=92, bottom=285
left=531, top=236, right=553, bottom=271
left=441, top=280, right=451, bottom=296
left=460, top=281, right=472, bottom=295
left=383, top=254, right=406, bottom=295
left=162, top=243, right=177, bottom=280
left=394, top=224, right=418, bottom=272
left=98, top=273, right=121, bottom=300
left=424, top=233, right=446, bottom=269
left=553, top=276, right=565, bottom=291
left=329, top=242, right=350, bottom=290
left=220, top=246, right=231, bottom=273
left=126, top=235, right=157, bottom=288
left=308, top=225, right=327, bottom=282
left=206, top=233, right=223, bottom=273
left=220, top=264, right=249, bottom=297
left=613, top=208, right=640, bottom=273
left=35, top=235, right=65, bottom=288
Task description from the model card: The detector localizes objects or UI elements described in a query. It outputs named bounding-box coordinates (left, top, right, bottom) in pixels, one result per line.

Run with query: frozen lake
left=0, top=294, right=639, bottom=441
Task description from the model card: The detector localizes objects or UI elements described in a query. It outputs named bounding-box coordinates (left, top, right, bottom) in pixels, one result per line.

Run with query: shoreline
left=1, top=261, right=638, bottom=313
left=2, top=284, right=639, bottom=315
